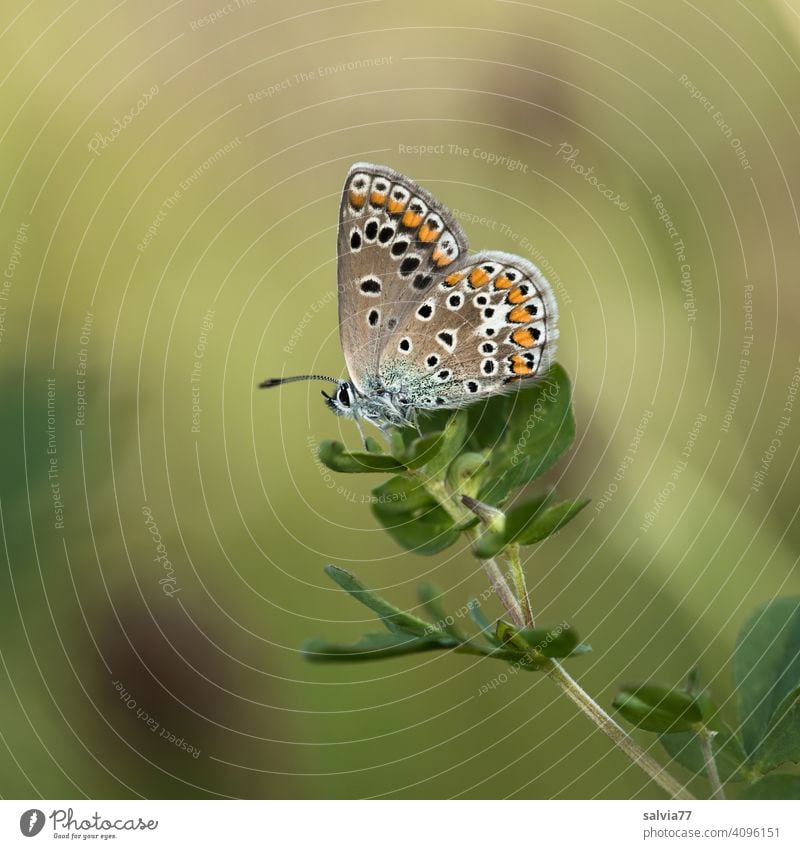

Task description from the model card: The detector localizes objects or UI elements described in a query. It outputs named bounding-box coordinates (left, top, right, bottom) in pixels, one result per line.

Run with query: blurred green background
left=1, top=0, right=799, bottom=799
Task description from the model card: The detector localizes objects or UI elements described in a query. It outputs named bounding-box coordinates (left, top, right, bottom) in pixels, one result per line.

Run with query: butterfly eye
left=337, top=384, right=352, bottom=407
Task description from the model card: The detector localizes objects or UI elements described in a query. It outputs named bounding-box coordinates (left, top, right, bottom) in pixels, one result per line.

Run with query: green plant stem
left=502, top=537, right=693, bottom=799
left=416, top=461, right=692, bottom=799
left=697, top=727, right=725, bottom=799
left=544, top=659, right=695, bottom=800
left=474, top=545, right=526, bottom=628
left=416, top=475, right=526, bottom=627
left=418, top=475, right=473, bottom=526
left=506, top=543, right=534, bottom=627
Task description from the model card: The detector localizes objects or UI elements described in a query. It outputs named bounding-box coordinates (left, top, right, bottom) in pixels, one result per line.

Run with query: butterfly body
left=262, top=163, right=559, bottom=435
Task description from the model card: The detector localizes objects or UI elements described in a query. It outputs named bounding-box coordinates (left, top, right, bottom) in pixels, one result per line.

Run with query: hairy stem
left=420, top=476, right=473, bottom=526
left=505, top=544, right=535, bottom=627
left=697, top=727, right=725, bottom=799
left=417, top=459, right=691, bottom=798
left=474, top=543, right=526, bottom=628
left=544, top=659, right=695, bottom=800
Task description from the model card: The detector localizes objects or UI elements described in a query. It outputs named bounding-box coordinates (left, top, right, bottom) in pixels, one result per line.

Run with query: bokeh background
left=2, top=0, right=800, bottom=799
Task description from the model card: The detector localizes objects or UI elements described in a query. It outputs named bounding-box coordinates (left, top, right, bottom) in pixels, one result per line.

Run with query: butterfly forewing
left=337, top=163, right=468, bottom=391
left=336, top=162, right=559, bottom=419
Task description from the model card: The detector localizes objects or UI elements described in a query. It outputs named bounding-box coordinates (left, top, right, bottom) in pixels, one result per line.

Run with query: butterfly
left=261, top=163, right=558, bottom=440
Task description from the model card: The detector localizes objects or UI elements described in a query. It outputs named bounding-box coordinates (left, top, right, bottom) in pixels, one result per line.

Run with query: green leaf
left=467, top=392, right=512, bottom=452
left=658, top=692, right=748, bottom=782
left=371, top=477, right=459, bottom=555
left=478, top=364, right=576, bottom=504
left=318, top=440, right=406, bottom=474
left=751, top=684, right=800, bottom=772
left=416, top=408, right=454, bottom=436
left=364, top=436, right=384, bottom=454
left=504, top=490, right=556, bottom=540
left=467, top=601, right=502, bottom=646
left=517, top=625, right=583, bottom=659
left=514, top=499, right=590, bottom=546
left=425, top=411, right=469, bottom=478
left=323, top=565, right=436, bottom=637
left=472, top=528, right=508, bottom=559
left=734, top=597, right=800, bottom=758
left=474, top=491, right=566, bottom=558
left=445, top=452, right=488, bottom=499
left=740, top=774, right=800, bottom=799
left=417, top=582, right=466, bottom=640
left=613, top=683, right=704, bottom=733
left=497, top=621, right=585, bottom=660
left=401, top=432, right=445, bottom=469
left=496, top=620, right=531, bottom=652
left=389, top=430, right=406, bottom=458
left=303, top=631, right=457, bottom=661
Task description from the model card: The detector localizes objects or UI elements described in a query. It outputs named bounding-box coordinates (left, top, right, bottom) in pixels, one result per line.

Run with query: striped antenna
left=258, top=374, right=342, bottom=389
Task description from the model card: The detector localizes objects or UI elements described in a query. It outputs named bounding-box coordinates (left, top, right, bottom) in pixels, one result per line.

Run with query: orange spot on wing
left=402, top=209, right=423, bottom=228
left=511, top=328, right=535, bottom=347
left=370, top=191, right=386, bottom=207
left=469, top=268, right=490, bottom=288
left=493, top=274, right=512, bottom=289
left=445, top=271, right=464, bottom=286
left=432, top=249, right=453, bottom=266
left=387, top=198, right=407, bottom=214
left=510, top=354, right=533, bottom=375
left=418, top=223, right=440, bottom=242
left=507, top=286, right=528, bottom=305
left=508, top=305, right=530, bottom=323
left=349, top=190, right=366, bottom=209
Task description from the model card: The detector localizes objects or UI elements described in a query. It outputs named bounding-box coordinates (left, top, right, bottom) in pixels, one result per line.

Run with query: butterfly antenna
left=259, top=374, right=341, bottom=389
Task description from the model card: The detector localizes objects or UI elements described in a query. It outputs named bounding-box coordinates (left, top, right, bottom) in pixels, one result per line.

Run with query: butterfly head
left=320, top=381, right=356, bottom=418
left=259, top=373, right=407, bottom=430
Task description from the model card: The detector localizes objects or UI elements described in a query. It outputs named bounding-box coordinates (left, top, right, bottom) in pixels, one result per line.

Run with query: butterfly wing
left=379, top=250, right=559, bottom=409
left=336, top=163, right=468, bottom=392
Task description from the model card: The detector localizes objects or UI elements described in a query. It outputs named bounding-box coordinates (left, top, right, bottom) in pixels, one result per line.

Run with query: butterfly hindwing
left=337, top=163, right=468, bottom=391
left=379, top=250, right=559, bottom=409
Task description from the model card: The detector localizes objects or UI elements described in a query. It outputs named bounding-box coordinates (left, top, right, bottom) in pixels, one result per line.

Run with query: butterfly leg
left=352, top=413, right=368, bottom=449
